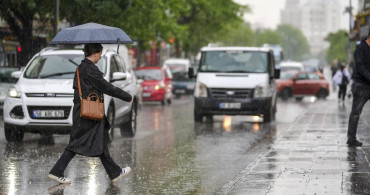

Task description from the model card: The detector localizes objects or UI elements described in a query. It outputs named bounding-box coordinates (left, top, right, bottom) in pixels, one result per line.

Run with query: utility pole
left=54, top=0, right=59, bottom=35
left=347, top=0, right=353, bottom=65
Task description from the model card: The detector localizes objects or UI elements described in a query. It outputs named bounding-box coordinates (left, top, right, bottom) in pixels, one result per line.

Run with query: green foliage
left=216, top=22, right=254, bottom=47
left=276, top=24, right=310, bottom=61
left=324, top=30, right=352, bottom=64
left=254, top=29, right=282, bottom=46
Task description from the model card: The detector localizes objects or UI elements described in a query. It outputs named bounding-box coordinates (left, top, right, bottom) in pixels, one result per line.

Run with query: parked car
left=135, top=66, right=173, bottom=105
left=3, top=47, right=139, bottom=142
left=276, top=71, right=329, bottom=101
left=280, top=61, right=304, bottom=72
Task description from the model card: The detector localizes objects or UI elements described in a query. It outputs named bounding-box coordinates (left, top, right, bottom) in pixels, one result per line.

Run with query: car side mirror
left=11, top=71, right=21, bottom=79
left=111, top=72, right=127, bottom=82
left=188, top=67, right=195, bottom=78
left=274, top=69, right=280, bottom=79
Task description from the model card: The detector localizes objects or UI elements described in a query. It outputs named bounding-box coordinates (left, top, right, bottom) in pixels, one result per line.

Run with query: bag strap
left=76, top=67, right=82, bottom=100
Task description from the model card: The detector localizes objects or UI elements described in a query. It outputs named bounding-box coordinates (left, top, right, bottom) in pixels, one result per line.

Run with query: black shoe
left=347, top=139, right=362, bottom=147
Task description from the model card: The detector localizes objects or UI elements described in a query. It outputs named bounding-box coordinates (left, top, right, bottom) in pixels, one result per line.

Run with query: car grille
left=209, top=88, right=253, bottom=99
left=27, top=106, right=72, bottom=120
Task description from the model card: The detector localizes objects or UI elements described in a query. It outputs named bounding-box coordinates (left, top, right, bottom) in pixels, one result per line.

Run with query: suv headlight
left=254, top=85, right=268, bottom=98
left=8, top=87, right=21, bottom=98
left=198, top=82, right=208, bottom=97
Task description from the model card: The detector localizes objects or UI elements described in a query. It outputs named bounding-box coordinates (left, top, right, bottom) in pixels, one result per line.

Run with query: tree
left=216, top=22, right=254, bottom=47
left=276, top=24, right=310, bottom=61
left=325, top=30, right=353, bottom=64
left=254, top=29, right=281, bottom=47
left=176, top=0, right=248, bottom=56
left=0, top=0, right=53, bottom=66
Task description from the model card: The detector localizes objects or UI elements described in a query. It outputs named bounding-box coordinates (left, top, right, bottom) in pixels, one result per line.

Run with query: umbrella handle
left=116, top=38, right=120, bottom=54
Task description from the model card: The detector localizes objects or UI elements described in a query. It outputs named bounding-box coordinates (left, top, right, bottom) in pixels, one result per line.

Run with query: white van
left=280, top=61, right=304, bottom=72
left=189, top=47, right=278, bottom=122
left=163, top=58, right=191, bottom=73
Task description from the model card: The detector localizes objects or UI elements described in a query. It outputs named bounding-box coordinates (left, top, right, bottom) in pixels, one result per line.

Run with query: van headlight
left=8, top=87, right=21, bottom=98
left=198, top=82, right=208, bottom=97
left=254, top=85, right=268, bottom=97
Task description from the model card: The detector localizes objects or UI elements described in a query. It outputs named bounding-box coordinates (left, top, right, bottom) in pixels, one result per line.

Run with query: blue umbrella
left=49, top=22, right=132, bottom=44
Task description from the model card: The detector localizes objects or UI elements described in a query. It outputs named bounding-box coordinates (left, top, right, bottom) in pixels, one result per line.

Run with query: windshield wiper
left=68, top=59, right=79, bottom=66
left=39, top=71, right=75, bottom=78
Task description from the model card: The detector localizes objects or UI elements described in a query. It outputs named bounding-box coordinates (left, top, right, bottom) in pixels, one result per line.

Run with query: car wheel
left=281, top=88, right=291, bottom=101
left=205, top=115, right=213, bottom=122
left=4, top=123, right=24, bottom=142
left=194, top=108, right=203, bottom=122
left=263, top=103, right=275, bottom=123
left=295, top=97, right=304, bottom=101
left=121, top=101, right=137, bottom=137
left=316, top=89, right=328, bottom=99
left=107, top=104, right=115, bottom=143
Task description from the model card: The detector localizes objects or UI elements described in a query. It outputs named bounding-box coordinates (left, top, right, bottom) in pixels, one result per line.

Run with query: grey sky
left=235, top=0, right=358, bottom=30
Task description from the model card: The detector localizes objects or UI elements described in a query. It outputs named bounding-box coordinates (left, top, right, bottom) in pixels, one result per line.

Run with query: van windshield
left=199, top=51, right=268, bottom=73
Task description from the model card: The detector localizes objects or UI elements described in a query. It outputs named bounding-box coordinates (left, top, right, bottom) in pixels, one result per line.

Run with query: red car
left=135, top=66, right=173, bottom=105
left=276, top=71, right=329, bottom=101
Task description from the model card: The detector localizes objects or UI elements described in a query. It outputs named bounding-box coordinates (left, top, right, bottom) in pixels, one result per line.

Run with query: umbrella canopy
left=50, top=22, right=132, bottom=44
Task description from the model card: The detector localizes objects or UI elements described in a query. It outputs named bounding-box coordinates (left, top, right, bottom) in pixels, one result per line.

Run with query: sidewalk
left=217, top=96, right=370, bottom=195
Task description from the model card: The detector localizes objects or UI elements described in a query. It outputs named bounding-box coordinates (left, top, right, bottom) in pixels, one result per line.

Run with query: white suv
left=3, top=48, right=138, bottom=142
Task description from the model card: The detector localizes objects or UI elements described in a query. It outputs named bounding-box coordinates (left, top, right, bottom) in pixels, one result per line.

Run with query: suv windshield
left=199, top=50, right=268, bottom=73
left=136, top=69, right=162, bottom=81
left=24, top=54, right=106, bottom=79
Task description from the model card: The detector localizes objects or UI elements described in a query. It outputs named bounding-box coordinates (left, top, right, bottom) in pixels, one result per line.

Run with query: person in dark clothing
left=347, top=32, right=370, bottom=147
left=332, top=65, right=351, bottom=102
left=48, top=43, right=133, bottom=184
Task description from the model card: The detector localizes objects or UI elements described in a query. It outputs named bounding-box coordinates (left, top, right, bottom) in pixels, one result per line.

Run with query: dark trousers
left=348, top=82, right=370, bottom=140
left=338, top=84, right=347, bottom=100
left=49, top=149, right=122, bottom=180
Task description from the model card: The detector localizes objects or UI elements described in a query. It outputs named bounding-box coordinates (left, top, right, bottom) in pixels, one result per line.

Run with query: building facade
left=281, top=0, right=341, bottom=55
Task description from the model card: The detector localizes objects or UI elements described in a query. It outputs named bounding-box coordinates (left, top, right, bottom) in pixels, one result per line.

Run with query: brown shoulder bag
left=77, top=67, right=104, bottom=121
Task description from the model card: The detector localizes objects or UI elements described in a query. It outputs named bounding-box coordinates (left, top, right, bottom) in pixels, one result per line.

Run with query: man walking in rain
left=347, top=30, right=370, bottom=147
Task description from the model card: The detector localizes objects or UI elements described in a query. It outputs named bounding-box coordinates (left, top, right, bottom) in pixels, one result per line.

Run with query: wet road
left=0, top=95, right=313, bottom=194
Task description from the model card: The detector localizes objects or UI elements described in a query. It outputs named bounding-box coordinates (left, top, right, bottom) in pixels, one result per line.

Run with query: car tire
left=263, top=103, right=275, bottom=123
left=107, top=104, right=115, bottom=143
left=194, top=108, right=203, bottom=122
left=316, top=89, right=328, bottom=99
left=120, top=101, right=137, bottom=137
left=295, top=97, right=303, bottom=101
left=281, top=88, right=291, bottom=101
left=4, top=123, right=24, bottom=142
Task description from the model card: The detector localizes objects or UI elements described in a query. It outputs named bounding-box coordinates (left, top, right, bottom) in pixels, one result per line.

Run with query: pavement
left=216, top=89, right=370, bottom=194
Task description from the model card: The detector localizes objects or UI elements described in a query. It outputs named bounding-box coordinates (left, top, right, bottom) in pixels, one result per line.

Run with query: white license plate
left=219, top=102, right=241, bottom=109
left=33, top=110, right=64, bottom=118
left=142, top=92, right=151, bottom=97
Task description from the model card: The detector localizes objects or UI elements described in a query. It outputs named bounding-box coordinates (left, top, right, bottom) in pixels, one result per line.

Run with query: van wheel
left=121, top=101, right=137, bottom=137
left=194, top=108, right=203, bottom=122
left=263, top=103, right=275, bottom=123
left=281, top=88, right=291, bottom=101
left=4, top=123, right=24, bottom=142
left=107, top=104, right=115, bottom=143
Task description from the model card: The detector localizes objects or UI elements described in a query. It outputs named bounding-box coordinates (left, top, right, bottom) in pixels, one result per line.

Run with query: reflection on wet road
left=0, top=96, right=328, bottom=194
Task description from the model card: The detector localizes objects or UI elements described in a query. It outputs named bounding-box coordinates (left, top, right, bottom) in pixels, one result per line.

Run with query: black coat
left=65, top=58, right=132, bottom=157
left=353, top=40, right=370, bottom=86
